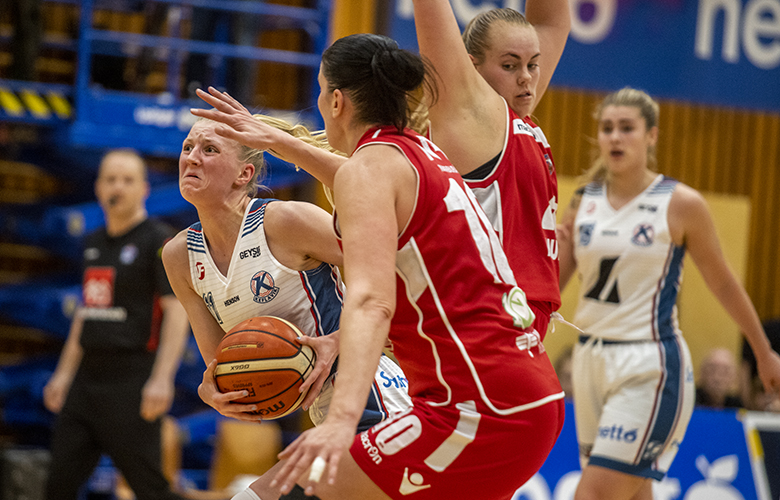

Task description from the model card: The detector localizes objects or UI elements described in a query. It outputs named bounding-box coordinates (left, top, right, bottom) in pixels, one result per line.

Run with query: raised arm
left=412, top=0, right=506, bottom=169
left=525, top=0, right=571, bottom=110
left=672, top=185, right=780, bottom=395
left=192, top=87, right=346, bottom=188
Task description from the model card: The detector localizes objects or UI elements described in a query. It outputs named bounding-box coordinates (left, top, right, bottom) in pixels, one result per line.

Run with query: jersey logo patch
left=119, top=244, right=138, bottom=265
left=196, top=261, right=205, bottom=280
left=579, top=223, right=595, bottom=246
left=83, top=267, right=115, bottom=307
left=544, top=153, right=554, bottom=175
left=251, top=271, right=280, bottom=304
left=631, top=224, right=655, bottom=246
left=399, top=468, right=431, bottom=496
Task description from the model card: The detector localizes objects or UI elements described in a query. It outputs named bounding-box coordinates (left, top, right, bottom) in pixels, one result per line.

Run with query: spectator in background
left=42, top=149, right=191, bottom=500
left=696, top=347, right=743, bottom=409
left=742, top=319, right=780, bottom=412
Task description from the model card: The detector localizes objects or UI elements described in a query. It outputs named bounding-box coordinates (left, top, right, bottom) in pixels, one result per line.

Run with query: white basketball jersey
left=187, top=198, right=411, bottom=426
left=186, top=198, right=344, bottom=337
left=573, top=175, right=685, bottom=341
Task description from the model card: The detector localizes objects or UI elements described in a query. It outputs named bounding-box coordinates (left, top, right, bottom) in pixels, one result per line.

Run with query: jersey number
left=585, top=257, right=621, bottom=304
left=443, top=180, right=534, bottom=329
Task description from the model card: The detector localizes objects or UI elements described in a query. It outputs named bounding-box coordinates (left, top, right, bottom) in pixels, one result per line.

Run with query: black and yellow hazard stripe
left=0, top=87, right=71, bottom=121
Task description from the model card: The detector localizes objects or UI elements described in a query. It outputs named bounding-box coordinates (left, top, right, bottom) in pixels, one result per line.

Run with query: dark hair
left=321, top=33, right=435, bottom=132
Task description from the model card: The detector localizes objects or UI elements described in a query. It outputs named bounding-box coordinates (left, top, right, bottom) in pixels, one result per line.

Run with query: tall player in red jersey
left=412, top=0, right=571, bottom=338
left=195, top=1, right=570, bottom=339
left=193, top=33, right=564, bottom=500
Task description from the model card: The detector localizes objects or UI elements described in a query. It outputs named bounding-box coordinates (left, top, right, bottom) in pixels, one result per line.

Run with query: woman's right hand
left=198, top=359, right=264, bottom=422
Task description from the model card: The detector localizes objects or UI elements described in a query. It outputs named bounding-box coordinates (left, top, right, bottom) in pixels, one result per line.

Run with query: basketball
left=214, top=316, right=316, bottom=419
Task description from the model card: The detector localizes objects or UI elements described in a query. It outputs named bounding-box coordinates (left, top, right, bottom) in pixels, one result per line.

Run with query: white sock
left=232, top=487, right=262, bottom=500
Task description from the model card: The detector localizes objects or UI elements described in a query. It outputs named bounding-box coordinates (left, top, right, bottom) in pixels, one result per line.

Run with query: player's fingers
left=271, top=444, right=312, bottom=494
left=300, top=374, right=326, bottom=411
left=196, top=88, right=235, bottom=113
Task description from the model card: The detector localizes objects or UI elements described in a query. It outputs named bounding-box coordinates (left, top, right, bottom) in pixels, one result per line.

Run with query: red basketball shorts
left=350, top=397, right=564, bottom=500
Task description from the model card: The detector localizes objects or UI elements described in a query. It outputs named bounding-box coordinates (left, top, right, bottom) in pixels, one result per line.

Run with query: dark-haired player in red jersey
left=191, top=31, right=565, bottom=500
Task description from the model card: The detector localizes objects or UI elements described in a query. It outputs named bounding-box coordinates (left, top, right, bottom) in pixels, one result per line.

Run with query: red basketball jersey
left=442, top=108, right=561, bottom=310
left=351, top=126, right=562, bottom=416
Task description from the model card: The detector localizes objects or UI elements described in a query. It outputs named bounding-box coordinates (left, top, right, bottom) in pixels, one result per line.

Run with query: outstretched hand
left=190, top=87, right=287, bottom=153
left=270, top=417, right=356, bottom=496
left=198, top=359, right=263, bottom=422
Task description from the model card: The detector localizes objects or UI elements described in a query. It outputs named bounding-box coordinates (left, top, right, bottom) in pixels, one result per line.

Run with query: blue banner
left=389, top=0, right=780, bottom=112
left=506, top=400, right=776, bottom=500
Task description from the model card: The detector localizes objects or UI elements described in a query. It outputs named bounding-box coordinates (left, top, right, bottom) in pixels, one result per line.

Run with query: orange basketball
left=214, top=316, right=316, bottom=420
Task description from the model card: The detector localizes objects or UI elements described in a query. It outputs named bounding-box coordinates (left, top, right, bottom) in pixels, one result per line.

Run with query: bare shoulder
left=670, top=182, right=708, bottom=215
left=264, top=199, right=329, bottom=233
left=161, top=228, right=189, bottom=266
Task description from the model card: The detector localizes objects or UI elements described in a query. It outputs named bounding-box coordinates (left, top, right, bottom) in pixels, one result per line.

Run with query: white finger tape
left=309, top=456, right=327, bottom=483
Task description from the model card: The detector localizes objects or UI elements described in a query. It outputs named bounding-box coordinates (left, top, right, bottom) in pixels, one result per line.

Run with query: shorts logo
left=632, top=224, right=654, bottom=246
left=643, top=440, right=664, bottom=460
left=399, top=468, right=431, bottom=496
left=598, top=424, right=638, bottom=443
left=251, top=271, right=280, bottom=303
left=360, top=432, right=382, bottom=465
left=579, top=223, right=595, bottom=246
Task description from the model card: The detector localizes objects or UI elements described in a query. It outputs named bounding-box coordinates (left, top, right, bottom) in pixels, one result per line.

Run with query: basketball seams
left=214, top=316, right=315, bottom=419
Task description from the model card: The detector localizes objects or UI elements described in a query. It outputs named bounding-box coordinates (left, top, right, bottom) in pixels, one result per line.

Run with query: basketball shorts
left=309, top=354, right=412, bottom=429
left=350, top=397, right=564, bottom=500
left=572, top=335, right=695, bottom=480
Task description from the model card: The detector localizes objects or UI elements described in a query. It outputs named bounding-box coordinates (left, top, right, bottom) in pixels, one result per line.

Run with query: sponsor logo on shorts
left=598, top=424, right=638, bottom=442
left=380, top=370, right=408, bottom=389
left=399, top=468, right=431, bottom=496
left=360, top=432, right=382, bottom=465
left=642, top=440, right=665, bottom=460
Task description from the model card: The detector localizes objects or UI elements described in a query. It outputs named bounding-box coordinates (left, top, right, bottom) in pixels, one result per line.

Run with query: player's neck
left=197, top=196, right=251, bottom=267
left=105, top=208, right=147, bottom=237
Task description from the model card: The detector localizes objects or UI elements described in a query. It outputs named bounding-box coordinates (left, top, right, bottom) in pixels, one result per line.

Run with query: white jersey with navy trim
left=187, top=198, right=411, bottom=426
left=186, top=198, right=344, bottom=337
left=573, top=174, right=684, bottom=342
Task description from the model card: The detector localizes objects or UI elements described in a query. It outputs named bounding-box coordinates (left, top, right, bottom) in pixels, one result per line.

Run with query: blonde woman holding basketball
left=557, top=87, right=780, bottom=500
left=161, top=117, right=410, bottom=500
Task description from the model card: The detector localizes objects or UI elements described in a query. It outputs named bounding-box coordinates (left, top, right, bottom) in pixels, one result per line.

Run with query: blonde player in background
left=557, top=87, right=780, bottom=500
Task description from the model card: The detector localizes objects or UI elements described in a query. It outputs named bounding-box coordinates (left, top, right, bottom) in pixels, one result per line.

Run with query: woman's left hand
left=270, top=417, right=356, bottom=496
left=297, top=332, right=340, bottom=410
